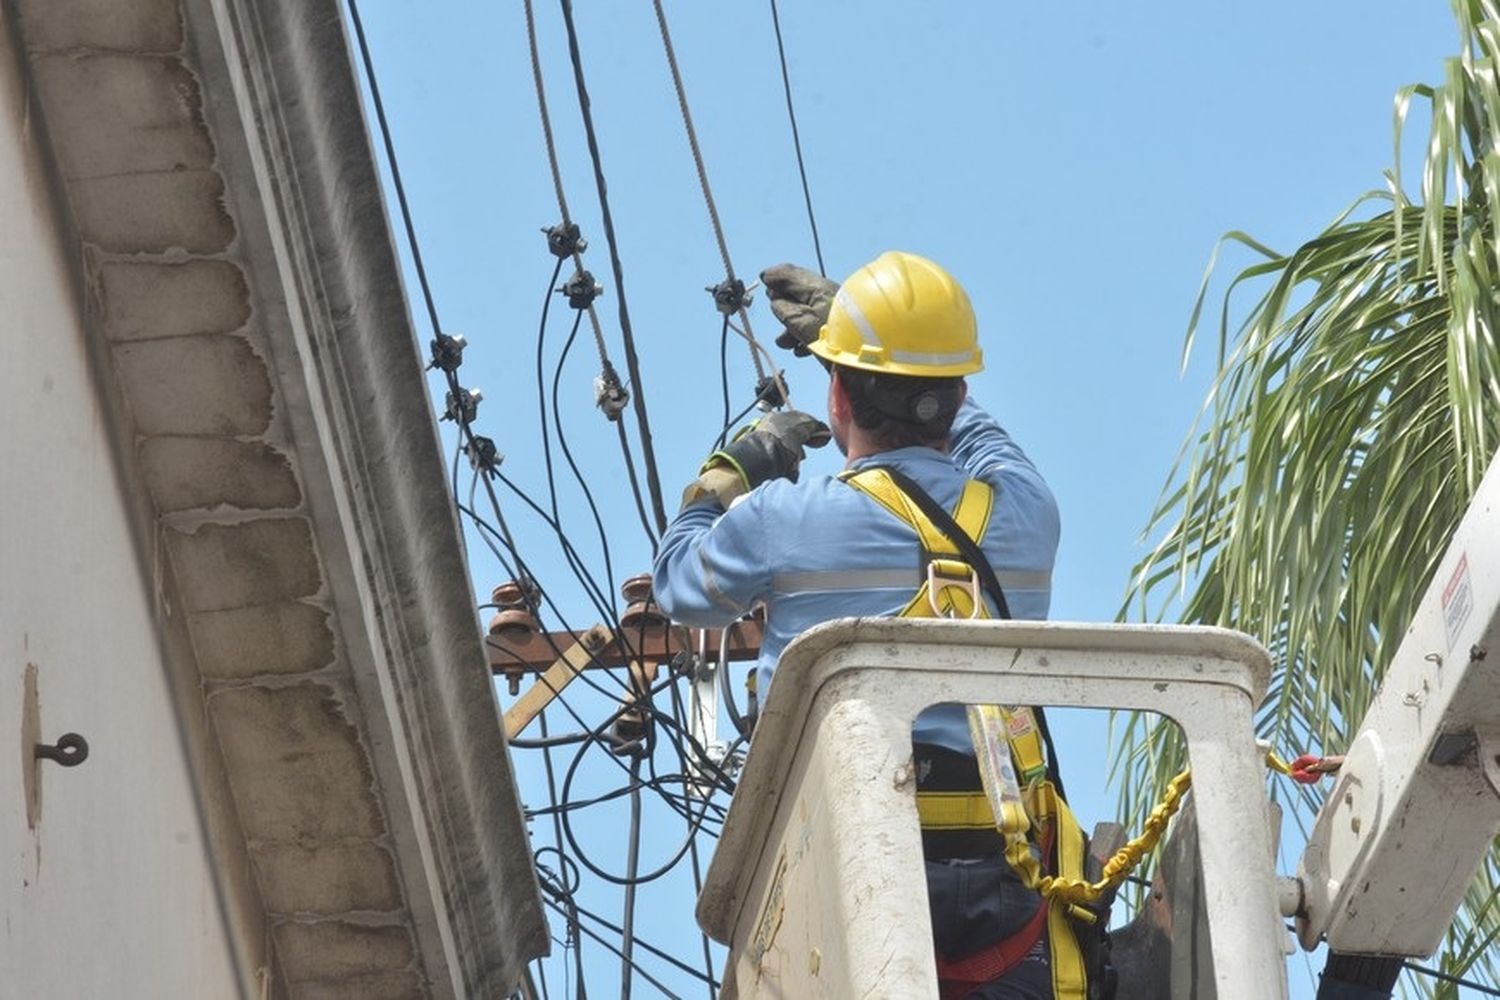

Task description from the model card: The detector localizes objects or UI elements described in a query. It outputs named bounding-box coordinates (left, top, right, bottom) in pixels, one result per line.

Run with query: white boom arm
left=1297, top=448, right=1500, bottom=955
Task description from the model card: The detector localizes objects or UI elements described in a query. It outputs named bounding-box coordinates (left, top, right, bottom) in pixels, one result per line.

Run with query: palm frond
left=1117, top=1, right=1500, bottom=990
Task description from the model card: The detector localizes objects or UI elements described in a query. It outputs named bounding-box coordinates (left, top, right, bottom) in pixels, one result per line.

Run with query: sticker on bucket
left=1442, top=553, right=1474, bottom=653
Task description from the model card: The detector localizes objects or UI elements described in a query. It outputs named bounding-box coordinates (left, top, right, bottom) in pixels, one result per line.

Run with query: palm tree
left=1116, top=0, right=1500, bottom=993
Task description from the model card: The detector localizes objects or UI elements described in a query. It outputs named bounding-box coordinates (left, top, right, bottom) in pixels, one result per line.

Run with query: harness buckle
left=927, top=558, right=983, bottom=619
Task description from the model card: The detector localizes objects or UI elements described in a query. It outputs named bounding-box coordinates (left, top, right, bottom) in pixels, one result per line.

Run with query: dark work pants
left=926, top=856, right=1054, bottom=999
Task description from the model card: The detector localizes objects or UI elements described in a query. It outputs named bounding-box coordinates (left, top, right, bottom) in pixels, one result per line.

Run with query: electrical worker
left=653, top=252, right=1092, bottom=999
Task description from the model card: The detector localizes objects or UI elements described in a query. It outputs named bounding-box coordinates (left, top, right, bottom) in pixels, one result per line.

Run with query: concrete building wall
left=0, top=8, right=246, bottom=997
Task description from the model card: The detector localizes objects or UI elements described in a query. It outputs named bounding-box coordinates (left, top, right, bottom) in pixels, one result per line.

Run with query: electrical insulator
left=620, top=574, right=670, bottom=634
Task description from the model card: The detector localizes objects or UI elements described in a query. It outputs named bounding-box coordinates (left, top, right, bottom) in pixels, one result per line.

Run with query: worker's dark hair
left=834, top=364, right=964, bottom=450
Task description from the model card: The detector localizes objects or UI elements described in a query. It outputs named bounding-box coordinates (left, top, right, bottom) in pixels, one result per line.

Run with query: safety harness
left=840, top=466, right=1097, bottom=1000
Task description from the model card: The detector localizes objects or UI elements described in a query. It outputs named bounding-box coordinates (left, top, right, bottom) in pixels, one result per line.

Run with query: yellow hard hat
left=809, top=251, right=983, bottom=377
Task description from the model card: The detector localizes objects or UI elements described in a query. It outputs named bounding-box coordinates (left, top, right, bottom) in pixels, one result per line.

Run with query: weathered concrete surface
left=7, top=0, right=546, bottom=995
left=140, top=437, right=301, bottom=513
left=99, top=259, right=251, bottom=340
left=188, top=602, right=335, bottom=680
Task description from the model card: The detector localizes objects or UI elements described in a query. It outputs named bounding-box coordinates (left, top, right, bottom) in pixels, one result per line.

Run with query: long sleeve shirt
left=652, top=397, right=1060, bottom=750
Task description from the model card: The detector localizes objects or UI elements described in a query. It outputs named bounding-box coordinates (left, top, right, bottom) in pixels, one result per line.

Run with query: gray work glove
left=683, top=410, right=832, bottom=508
left=761, top=263, right=839, bottom=356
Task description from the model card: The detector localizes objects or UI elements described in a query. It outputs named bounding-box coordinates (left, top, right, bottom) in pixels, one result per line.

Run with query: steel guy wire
left=557, top=0, right=672, bottom=534
left=649, top=0, right=791, bottom=412
left=767, top=0, right=826, bottom=278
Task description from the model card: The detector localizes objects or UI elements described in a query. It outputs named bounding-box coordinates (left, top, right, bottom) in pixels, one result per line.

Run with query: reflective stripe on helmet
left=889, top=347, right=983, bottom=368
left=833, top=287, right=883, bottom=346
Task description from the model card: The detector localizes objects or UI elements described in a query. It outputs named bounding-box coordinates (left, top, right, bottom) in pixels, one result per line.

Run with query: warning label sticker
left=1442, top=553, right=1474, bottom=653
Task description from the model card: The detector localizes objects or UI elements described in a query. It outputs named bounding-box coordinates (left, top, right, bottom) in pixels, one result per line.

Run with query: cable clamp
left=542, top=221, right=588, bottom=258
left=464, top=435, right=502, bottom=475
left=707, top=277, right=755, bottom=315
left=441, top=386, right=482, bottom=425
left=558, top=269, right=603, bottom=310
left=594, top=365, right=630, bottom=421
left=426, top=332, right=467, bottom=373
left=755, top=370, right=788, bottom=409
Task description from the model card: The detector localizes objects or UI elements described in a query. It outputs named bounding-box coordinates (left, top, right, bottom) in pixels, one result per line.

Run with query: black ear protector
left=910, top=391, right=943, bottom=425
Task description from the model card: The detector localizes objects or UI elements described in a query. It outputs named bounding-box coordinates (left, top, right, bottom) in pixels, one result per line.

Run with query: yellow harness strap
left=841, top=468, right=994, bottom=619
left=843, top=467, right=1089, bottom=999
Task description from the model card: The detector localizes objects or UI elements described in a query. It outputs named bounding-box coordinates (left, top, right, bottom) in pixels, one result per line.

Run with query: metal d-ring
left=35, top=732, right=89, bottom=767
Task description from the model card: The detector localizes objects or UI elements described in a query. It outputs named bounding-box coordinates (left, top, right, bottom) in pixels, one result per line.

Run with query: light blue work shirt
left=652, top=397, right=1060, bottom=751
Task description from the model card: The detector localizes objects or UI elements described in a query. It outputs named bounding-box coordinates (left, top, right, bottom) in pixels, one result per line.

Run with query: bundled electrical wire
left=346, top=0, right=831, bottom=995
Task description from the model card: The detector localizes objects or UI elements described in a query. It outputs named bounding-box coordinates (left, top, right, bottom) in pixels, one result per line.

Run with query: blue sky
left=350, top=2, right=1460, bottom=995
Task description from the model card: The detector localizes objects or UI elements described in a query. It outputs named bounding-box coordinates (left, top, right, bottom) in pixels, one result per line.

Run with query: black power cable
left=557, top=0, right=671, bottom=535
left=767, top=0, right=826, bottom=277
left=1402, top=960, right=1500, bottom=997
left=347, top=0, right=441, bottom=337
left=551, top=307, right=621, bottom=605
left=353, top=5, right=750, bottom=993
left=620, top=753, right=644, bottom=1000
left=536, top=874, right=721, bottom=990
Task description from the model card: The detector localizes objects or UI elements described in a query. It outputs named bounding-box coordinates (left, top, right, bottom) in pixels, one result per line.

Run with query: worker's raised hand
left=687, top=409, right=831, bottom=508
left=753, top=409, right=833, bottom=456
left=761, top=263, right=838, bottom=357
